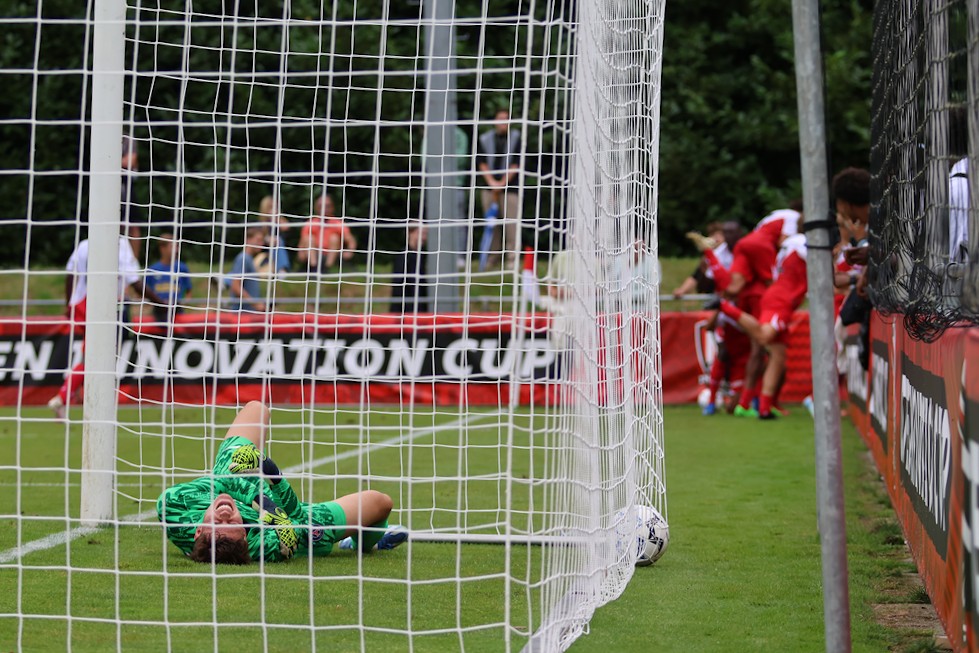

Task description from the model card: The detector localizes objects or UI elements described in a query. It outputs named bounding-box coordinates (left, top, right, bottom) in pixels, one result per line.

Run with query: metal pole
left=791, top=1, right=852, bottom=651
left=80, top=0, right=125, bottom=526
left=423, top=0, right=460, bottom=312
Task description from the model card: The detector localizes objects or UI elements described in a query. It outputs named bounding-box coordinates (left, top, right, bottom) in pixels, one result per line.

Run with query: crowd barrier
left=846, top=311, right=979, bottom=652
left=0, top=310, right=813, bottom=407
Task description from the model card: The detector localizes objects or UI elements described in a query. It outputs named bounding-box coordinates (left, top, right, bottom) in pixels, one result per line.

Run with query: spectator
left=948, top=105, right=969, bottom=265
left=145, top=232, right=192, bottom=322
left=297, top=193, right=357, bottom=272
left=389, top=223, right=429, bottom=313
left=228, top=227, right=268, bottom=313
left=47, top=228, right=165, bottom=419
left=476, top=109, right=522, bottom=270
left=256, top=195, right=292, bottom=276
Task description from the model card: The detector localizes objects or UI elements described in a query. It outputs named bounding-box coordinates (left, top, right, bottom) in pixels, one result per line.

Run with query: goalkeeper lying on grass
left=156, top=401, right=407, bottom=564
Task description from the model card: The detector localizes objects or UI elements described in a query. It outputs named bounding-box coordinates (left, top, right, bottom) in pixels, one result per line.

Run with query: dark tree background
left=0, top=0, right=873, bottom=266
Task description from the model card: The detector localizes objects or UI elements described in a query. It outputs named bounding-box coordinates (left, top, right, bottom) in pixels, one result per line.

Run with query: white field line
left=0, top=413, right=496, bottom=564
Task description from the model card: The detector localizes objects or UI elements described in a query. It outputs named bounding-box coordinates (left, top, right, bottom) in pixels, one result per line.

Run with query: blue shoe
left=702, top=402, right=716, bottom=416
left=802, top=396, right=815, bottom=417
left=377, top=525, right=408, bottom=551
left=338, top=537, right=355, bottom=550
left=751, top=396, right=760, bottom=411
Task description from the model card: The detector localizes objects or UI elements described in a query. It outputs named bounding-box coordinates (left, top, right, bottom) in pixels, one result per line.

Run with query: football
left=634, top=505, right=670, bottom=567
left=696, top=387, right=712, bottom=408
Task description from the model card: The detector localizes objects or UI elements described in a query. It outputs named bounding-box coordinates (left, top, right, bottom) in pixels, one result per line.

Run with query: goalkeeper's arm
left=253, top=494, right=299, bottom=560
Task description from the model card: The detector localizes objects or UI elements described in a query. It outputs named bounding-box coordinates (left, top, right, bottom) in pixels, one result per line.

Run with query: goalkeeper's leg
left=334, top=490, right=400, bottom=551
left=223, top=401, right=270, bottom=451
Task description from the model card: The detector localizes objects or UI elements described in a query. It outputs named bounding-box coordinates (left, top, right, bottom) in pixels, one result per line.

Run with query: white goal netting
left=0, top=1, right=665, bottom=650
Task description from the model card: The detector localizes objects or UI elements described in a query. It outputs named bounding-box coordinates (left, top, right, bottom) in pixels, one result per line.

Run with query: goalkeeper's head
left=191, top=494, right=251, bottom=565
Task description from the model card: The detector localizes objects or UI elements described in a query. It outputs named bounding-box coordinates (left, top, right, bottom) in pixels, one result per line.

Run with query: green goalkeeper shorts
left=306, top=501, right=347, bottom=556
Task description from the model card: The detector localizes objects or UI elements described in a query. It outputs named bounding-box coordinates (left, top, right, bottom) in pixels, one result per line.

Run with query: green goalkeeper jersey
left=156, top=437, right=345, bottom=562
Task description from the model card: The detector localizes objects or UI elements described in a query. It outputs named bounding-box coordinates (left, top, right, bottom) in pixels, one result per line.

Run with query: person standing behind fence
left=389, top=223, right=429, bottom=313
left=145, top=232, right=192, bottom=322
left=476, top=109, right=522, bottom=270
left=297, top=193, right=357, bottom=272
left=47, top=227, right=164, bottom=420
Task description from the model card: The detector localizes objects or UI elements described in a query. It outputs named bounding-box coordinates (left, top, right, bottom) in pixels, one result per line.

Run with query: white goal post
left=0, top=0, right=665, bottom=650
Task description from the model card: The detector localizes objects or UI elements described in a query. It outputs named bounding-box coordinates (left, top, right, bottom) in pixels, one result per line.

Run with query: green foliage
left=658, top=0, right=873, bottom=254
left=0, top=1, right=873, bottom=266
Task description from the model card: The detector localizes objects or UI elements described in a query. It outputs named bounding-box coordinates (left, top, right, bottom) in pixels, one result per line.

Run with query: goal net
left=0, top=0, right=665, bottom=650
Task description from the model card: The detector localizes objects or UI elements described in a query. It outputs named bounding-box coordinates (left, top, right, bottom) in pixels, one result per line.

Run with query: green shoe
left=771, top=405, right=788, bottom=418
left=733, top=405, right=758, bottom=418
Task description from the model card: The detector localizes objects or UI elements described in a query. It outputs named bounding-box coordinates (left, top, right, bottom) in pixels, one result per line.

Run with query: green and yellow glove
left=229, top=444, right=282, bottom=482
left=254, top=494, right=298, bottom=559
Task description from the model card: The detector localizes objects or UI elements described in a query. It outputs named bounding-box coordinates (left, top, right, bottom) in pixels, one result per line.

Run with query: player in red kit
left=716, top=207, right=800, bottom=416
left=709, top=233, right=809, bottom=419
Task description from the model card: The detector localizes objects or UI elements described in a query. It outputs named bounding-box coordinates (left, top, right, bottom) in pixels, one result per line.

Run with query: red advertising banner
left=0, top=310, right=813, bottom=407
left=849, top=313, right=978, bottom=653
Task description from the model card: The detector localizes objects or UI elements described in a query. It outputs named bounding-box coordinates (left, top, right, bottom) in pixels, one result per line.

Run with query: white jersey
left=66, top=236, right=141, bottom=307
left=755, top=208, right=802, bottom=238
left=705, top=242, right=734, bottom=279
left=774, top=233, right=808, bottom=279
left=949, top=157, right=969, bottom=262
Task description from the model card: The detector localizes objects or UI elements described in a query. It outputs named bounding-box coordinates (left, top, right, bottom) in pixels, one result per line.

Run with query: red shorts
left=759, top=307, right=793, bottom=343
left=736, top=286, right=765, bottom=318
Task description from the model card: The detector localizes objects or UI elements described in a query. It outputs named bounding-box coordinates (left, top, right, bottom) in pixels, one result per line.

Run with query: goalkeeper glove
left=229, top=444, right=281, bottom=482
left=254, top=494, right=298, bottom=559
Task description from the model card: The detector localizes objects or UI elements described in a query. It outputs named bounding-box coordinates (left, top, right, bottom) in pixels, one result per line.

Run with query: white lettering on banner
left=0, top=341, right=11, bottom=379
left=288, top=338, right=320, bottom=376
left=117, top=340, right=134, bottom=377
left=315, top=339, right=344, bottom=378
left=173, top=340, right=214, bottom=377
left=387, top=338, right=428, bottom=378
left=217, top=341, right=255, bottom=378
left=0, top=341, right=56, bottom=382
left=901, top=373, right=951, bottom=533
left=871, top=351, right=889, bottom=433
left=14, top=341, right=54, bottom=381
left=248, top=340, right=287, bottom=377
left=519, top=339, right=555, bottom=379
left=964, top=439, right=979, bottom=552
left=845, top=343, right=867, bottom=399
left=344, top=339, right=385, bottom=377
left=70, top=341, right=83, bottom=368
left=444, top=338, right=478, bottom=376
left=479, top=339, right=514, bottom=379
left=132, top=339, right=173, bottom=379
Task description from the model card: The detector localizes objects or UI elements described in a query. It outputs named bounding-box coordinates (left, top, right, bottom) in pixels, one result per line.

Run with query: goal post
left=1, top=0, right=666, bottom=650
left=80, top=0, right=126, bottom=526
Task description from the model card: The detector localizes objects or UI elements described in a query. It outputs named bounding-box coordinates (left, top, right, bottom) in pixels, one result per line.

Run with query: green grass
left=0, top=404, right=929, bottom=651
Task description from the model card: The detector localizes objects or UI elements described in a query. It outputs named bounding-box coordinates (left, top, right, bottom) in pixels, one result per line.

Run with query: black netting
left=869, top=0, right=978, bottom=342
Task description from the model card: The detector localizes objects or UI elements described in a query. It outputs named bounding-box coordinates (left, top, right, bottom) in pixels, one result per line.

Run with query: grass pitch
left=1, top=404, right=923, bottom=652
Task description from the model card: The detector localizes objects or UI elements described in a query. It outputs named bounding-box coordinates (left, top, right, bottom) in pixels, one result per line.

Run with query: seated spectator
left=389, top=223, right=429, bottom=313
left=254, top=195, right=291, bottom=276
left=145, top=232, right=192, bottom=322
left=297, top=193, right=357, bottom=272
left=227, top=227, right=267, bottom=313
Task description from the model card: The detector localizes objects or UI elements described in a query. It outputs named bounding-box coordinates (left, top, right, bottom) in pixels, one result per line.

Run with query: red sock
left=60, top=362, right=85, bottom=404
left=719, top=300, right=743, bottom=322
left=738, top=387, right=757, bottom=410
left=759, top=393, right=773, bottom=416
left=708, top=359, right=725, bottom=403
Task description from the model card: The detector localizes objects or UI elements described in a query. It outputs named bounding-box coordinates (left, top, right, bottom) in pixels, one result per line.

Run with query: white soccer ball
left=615, top=505, right=670, bottom=567
left=696, top=387, right=712, bottom=408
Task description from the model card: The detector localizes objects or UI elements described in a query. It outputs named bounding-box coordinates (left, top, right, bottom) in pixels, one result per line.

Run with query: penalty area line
left=0, top=412, right=497, bottom=565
